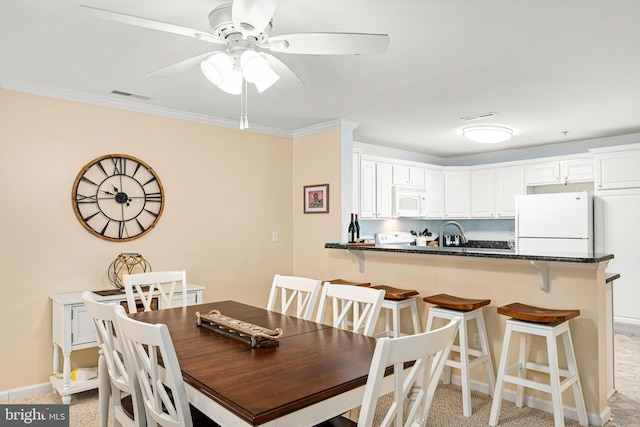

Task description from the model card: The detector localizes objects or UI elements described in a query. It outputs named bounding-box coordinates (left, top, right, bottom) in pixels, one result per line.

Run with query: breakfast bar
left=325, top=242, right=615, bottom=426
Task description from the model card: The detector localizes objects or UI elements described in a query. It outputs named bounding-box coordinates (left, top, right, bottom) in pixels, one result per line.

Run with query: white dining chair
left=316, top=283, right=385, bottom=337
left=317, top=319, right=459, bottom=427
left=123, top=270, right=187, bottom=314
left=113, top=305, right=219, bottom=427
left=266, top=274, right=322, bottom=321
left=82, top=291, right=145, bottom=427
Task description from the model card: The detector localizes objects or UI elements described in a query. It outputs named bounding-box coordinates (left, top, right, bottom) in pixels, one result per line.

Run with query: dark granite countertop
left=325, top=242, right=614, bottom=264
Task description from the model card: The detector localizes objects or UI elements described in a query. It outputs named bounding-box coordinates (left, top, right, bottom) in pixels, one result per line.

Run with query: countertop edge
left=324, top=243, right=614, bottom=264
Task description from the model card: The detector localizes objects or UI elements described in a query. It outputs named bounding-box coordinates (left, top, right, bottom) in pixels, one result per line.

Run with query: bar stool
left=324, top=279, right=371, bottom=287
left=424, top=293, right=495, bottom=417
left=489, top=303, right=588, bottom=427
left=371, top=285, right=421, bottom=338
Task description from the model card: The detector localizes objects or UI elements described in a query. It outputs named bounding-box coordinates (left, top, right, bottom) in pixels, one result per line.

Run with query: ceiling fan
left=79, top=0, right=390, bottom=128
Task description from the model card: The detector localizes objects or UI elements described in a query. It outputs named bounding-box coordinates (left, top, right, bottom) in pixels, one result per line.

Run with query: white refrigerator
left=515, top=191, right=593, bottom=254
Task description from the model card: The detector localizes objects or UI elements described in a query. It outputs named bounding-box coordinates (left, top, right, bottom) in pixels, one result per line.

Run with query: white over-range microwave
left=393, top=186, right=427, bottom=217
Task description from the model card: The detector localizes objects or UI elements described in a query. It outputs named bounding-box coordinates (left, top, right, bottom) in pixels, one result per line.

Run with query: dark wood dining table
left=130, top=300, right=386, bottom=426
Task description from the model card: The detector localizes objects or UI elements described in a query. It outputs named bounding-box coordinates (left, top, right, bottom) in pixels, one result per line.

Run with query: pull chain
left=240, top=79, right=248, bottom=130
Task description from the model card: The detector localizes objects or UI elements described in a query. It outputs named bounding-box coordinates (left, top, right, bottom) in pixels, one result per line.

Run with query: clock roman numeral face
left=72, top=154, right=164, bottom=242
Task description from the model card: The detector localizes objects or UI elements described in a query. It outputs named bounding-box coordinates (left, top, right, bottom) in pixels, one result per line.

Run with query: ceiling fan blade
left=77, top=5, right=222, bottom=44
left=232, top=0, right=278, bottom=37
left=267, top=32, right=390, bottom=55
left=262, top=53, right=304, bottom=91
left=147, top=52, right=221, bottom=78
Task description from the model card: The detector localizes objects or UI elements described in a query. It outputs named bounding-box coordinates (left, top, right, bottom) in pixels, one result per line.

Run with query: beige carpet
left=7, top=382, right=611, bottom=427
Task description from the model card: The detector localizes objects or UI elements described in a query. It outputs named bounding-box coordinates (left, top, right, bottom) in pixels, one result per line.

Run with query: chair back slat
left=266, top=274, right=321, bottom=321
left=123, top=270, right=187, bottom=314
left=114, top=305, right=193, bottom=427
left=82, top=291, right=145, bottom=427
left=316, top=283, right=385, bottom=337
left=358, top=319, right=459, bottom=426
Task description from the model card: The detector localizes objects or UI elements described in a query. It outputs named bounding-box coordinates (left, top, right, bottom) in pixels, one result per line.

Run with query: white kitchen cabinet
left=444, top=170, right=470, bottom=218
left=360, top=160, right=392, bottom=219
left=526, top=158, right=594, bottom=186
left=596, top=188, right=640, bottom=335
left=424, top=168, right=444, bottom=218
left=495, top=166, right=525, bottom=217
left=561, top=158, right=594, bottom=183
left=392, top=165, right=425, bottom=187
left=471, top=169, right=495, bottom=218
left=525, top=161, right=561, bottom=185
left=594, top=147, right=640, bottom=190
left=50, top=285, right=204, bottom=404
left=376, top=162, right=393, bottom=218
left=352, top=152, right=360, bottom=214
left=359, top=160, right=376, bottom=218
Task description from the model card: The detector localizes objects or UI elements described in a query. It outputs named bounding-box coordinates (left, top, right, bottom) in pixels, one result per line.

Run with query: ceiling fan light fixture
left=254, top=67, right=280, bottom=93
left=240, top=50, right=269, bottom=83
left=218, top=68, right=243, bottom=95
left=462, top=125, right=513, bottom=144
left=201, top=52, right=233, bottom=86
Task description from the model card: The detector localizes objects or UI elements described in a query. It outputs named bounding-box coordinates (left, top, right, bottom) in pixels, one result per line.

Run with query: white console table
left=49, top=284, right=205, bottom=404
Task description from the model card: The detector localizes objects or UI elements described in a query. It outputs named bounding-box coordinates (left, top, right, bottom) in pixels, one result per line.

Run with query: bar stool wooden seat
left=372, top=285, right=421, bottom=338
left=489, top=303, right=588, bottom=427
left=424, top=293, right=495, bottom=417
left=324, top=279, right=371, bottom=287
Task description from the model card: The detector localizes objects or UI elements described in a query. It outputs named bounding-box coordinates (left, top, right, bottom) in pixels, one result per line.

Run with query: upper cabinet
left=495, top=166, right=525, bottom=217
left=562, top=159, right=594, bottom=183
left=470, top=169, right=495, bottom=218
left=525, top=161, right=560, bottom=185
left=424, top=168, right=444, bottom=218
left=444, top=170, right=470, bottom=218
left=525, top=158, right=594, bottom=186
left=360, top=160, right=392, bottom=219
left=354, top=151, right=600, bottom=221
left=392, top=165, right=425, bottom=187
left=470, top=166, right=525, bottom=218
left=594, top=146, right=640, bottom=190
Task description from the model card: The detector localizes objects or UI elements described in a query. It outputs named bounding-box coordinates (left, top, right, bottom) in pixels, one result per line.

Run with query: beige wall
left=0, top=89, right=293, bottom=390
left=291, top=128, right=345, bottom=279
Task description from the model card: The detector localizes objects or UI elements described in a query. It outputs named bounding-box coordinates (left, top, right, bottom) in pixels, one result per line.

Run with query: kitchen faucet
left=439, top=221, right=468, bottom=247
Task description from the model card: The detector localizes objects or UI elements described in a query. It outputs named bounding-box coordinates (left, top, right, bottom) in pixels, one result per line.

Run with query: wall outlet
left=472, top=332, right=481, bottom=349
left=272, top=231, right=278, bottom=242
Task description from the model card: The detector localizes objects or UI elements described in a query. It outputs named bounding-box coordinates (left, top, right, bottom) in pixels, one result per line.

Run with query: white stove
left=375, top=231, right=415, bottom=245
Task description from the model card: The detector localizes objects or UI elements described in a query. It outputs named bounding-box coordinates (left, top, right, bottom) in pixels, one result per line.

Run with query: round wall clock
left=72, top=154, right=165, bottom=242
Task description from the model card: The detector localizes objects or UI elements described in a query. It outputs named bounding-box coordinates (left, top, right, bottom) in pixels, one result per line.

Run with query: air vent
left=460, top=112, right=499, bottom=121
left=110, top=90, right=151, bottom=101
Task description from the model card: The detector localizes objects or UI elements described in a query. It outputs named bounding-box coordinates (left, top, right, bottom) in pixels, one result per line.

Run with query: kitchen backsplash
left=359, top=218, right=515, bottom=242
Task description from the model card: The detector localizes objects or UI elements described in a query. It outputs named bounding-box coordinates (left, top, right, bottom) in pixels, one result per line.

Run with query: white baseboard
left=448, top=375, right=609, bottom=426
left=0, top=382, right=53, bottom=403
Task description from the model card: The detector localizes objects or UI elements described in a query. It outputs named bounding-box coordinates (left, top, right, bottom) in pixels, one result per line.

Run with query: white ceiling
left=2, top=0, right=640, bottom=159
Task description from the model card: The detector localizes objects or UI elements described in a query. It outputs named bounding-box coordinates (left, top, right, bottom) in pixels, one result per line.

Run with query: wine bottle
left=354, top=214, right=360, bottom=241
left=348, top=213, right=356, bottom=243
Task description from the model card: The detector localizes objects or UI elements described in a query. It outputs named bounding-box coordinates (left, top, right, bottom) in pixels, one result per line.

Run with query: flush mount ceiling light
left=462, top=125, right=514, bottom=144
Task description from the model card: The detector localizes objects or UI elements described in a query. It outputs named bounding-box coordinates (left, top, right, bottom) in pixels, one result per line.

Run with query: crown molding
left=1, top=80, right=293, bottom=138
left=353, top=141, right=446, bottom=164
left=444, top=133, right=640, bottom=166
left=292, top=119, right=359, bottom=138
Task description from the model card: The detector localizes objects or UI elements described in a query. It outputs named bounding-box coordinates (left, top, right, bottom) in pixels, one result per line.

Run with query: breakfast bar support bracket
left=530, top=260, right=549, bottom=292
left=346, top=249, right=365, bottom=273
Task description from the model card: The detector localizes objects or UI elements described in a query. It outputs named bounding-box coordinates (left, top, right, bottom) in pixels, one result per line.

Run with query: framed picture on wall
left=303, top=184, right=329, bottom=214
